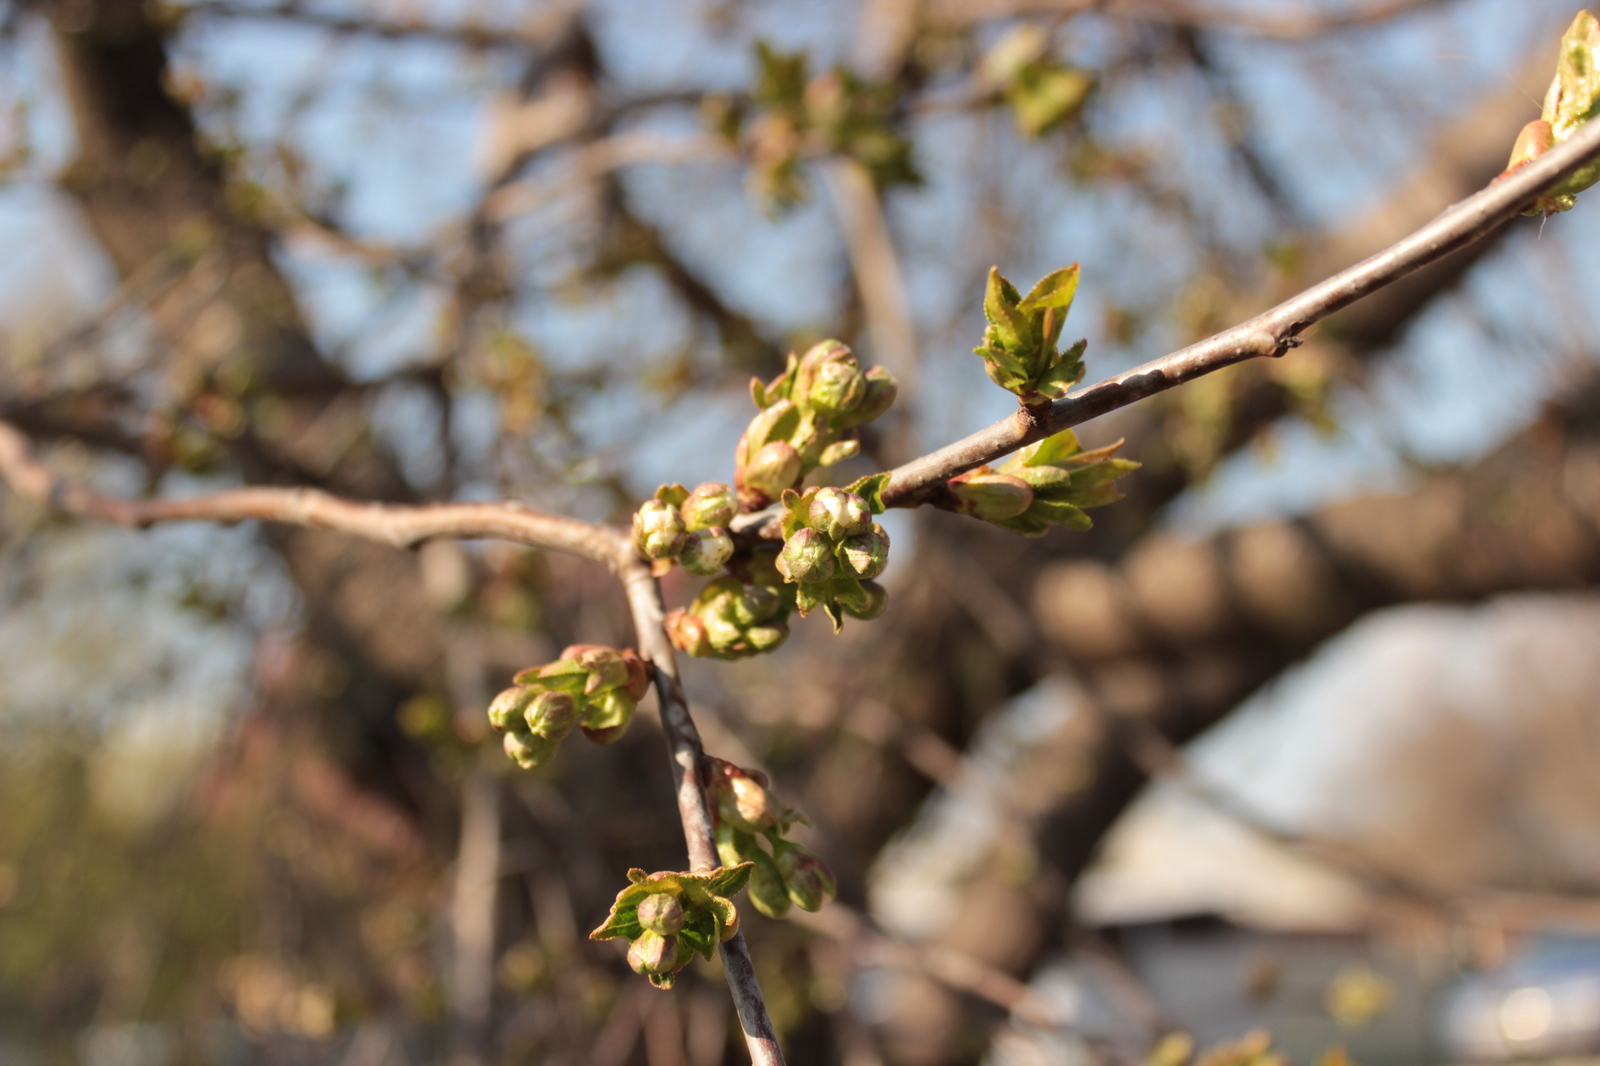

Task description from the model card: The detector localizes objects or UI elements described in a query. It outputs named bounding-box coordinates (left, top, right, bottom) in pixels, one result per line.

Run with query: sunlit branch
left=881, top=117, right=1600, bottom=506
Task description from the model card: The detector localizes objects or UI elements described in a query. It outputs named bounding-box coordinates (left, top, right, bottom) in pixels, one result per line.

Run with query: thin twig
left=881, top=118, right=1600, bottom=505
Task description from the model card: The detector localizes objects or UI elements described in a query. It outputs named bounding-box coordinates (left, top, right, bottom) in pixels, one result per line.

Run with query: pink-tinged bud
left=636, top=892, right=686, bottom=936
left=580, top=688, right=637, bottom=745
left=774, top=842, right=837, bottom=912
left=839, top=525, right=890, bottom=579
left=619, top=649, right=652, bottom=701
left=666, top=609, right=713, bottom=658
left=487, top=685, right=539, bottom=732
left=777, top=527, right=836, bottom=584
left=793, top=340, right=866, bottom=417
left=562, top=645, right=630, bottom=695
left=681, top=482, right=737, bottom=531
left=626, top=930, right=683, bottom=976
left=836, top=578, right=888, bottom=620
left=711, top=761, right=779, bottom=833
left=633, top=499, right=687, bottom=559
left=747, top=850, right=792, bottom=919
left=679, top=527, right=734, bottom=577
left=742, top=440, right=803, bottom=504
left=949, top=468, right=1035, bottom=520
left=525, top=689, right=578, bottom=739
left=809, top=487, right=872, bottom=540
left=503, top=728, right=559, bottom=769
left=837, top=365, right=897, bottom=427
left=1506, top=119, right=1554, bottom=172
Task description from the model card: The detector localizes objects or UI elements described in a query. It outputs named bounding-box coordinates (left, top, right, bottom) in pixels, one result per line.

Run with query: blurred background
left=3, top=0, right=1600, bottom=1064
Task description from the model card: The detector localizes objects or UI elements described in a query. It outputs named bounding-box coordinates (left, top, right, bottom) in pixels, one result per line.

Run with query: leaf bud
left=681, top=482, right=738, bottom=531
left=777, top=527, right=836, bottom=584
left=580, top=688, right=637, bottom=745
left=503, top=728, right=560, bottom=770
left=808, top=487, right=872, bottom=540
left=679, top=527, right=734, bottom=576
left=837, top=365, right=897, bottom=427
left=626, top=930, right=683, bottom=977
left=636, top=892, right=687, bottom=936
left=666, top=609, right=714, bottom=658
left=525, top=689, right=578, bottom=739
left=836, top=578, right=888, bottom=620
left=774, top=841, right=837, bottom=912
left=633, top=499, right=687, bottom=560
left=839, top=525, right=890, bottom=580
left=487, top=685, right=539, bottom=732
left=742, top=440, right=803, bottom=503
left=949, top=469, right=1035, bottom=520
left=747, top=850, right=792, bottom=919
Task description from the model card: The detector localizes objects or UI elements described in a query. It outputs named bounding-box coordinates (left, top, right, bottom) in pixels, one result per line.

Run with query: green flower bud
left=839, top=525, right=890, bottom=579
left=836, top=365, right=897, bottom=427
left=525, top=689, right=578, bottom=740
left=949, top=468, right=1035, bottom=520
left=747, top=849, right=792, bottom=920
left=808, top=487, right=872, bottom=540
left=793, top=340, right=866, bottom=416
left=487, top=685, right=539, bottom=732
left=503, top=728, right=560, bottom=770
left=836, top=578, right=888, bottom=620
left=679, top=527, right=734, bottom=577
left=636, top=892, right=686, bottom=936
left=626, top=930, right=683, bottom=977
left=633, top=499, right=687, bottom=560
left=666, top=609, right=714, bottom=658
left=580, top=688, right=636, bottom=745
left=774, top=841, right=837, bottom=912
left=742, top=440, right=803, bottom=503
left=716, top=821, right=758, bottom=868
left=710, top=760, right=778, bottom=833
left=561, top=644, right=630, bottom=695
left=681, top=482, right=738, bottom=531
left=777, top=527, right=836, bottom=584
left=742, top=620, right=790, bottom=654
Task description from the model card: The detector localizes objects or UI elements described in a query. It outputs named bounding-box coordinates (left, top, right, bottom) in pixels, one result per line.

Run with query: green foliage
left=981, top=24, right=1096, bottom=138
left=588, top=864, right=753, bottom=989
left=974, top=265, right=1087, bottom=402
left=949, top=429, right=1138, bottom=536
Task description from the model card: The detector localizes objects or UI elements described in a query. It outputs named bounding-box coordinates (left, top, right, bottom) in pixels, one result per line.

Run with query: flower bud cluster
left=973, top=265, right=1087, bottom=402
left=771, top=486, right=890, bottom=633
left=666, top=577, right=790, bottom=661
left=948, top=428, right=1139, bottom=537
left=631, top=482, right=737, bottom=577
left=735, top=339, right=897, bottom=508
left=705, top=758, right=837, bottom=919
left=589, top=864, right=753, bottom=989
left=487, top=644, right=651, bottom=769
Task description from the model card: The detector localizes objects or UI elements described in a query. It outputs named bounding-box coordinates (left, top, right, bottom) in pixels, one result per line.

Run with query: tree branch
left=881, top=117, right=1600, bottom=505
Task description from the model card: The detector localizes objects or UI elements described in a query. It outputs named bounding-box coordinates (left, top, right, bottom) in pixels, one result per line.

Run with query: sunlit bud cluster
left=705, top=757, right=837, bottom=920
left=631, top=483, right=736, bottom=577
left=974, top=265, right=1087, bottom=403
left=735, top=340, right=897, bottom=508
left=948, top=428, right=1139, bottom=537
left=771, top=485, right=891, bottom=632
left=486, top=644, right=651, bottom=768
left=1508, top=10, right=1600, bottom=215
left=666, top=577, right=790, bottom=660
left=590, top=866, right=752, bottom=990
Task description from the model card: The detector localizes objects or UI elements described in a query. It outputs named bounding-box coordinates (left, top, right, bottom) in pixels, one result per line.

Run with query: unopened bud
left=774, top=842, right=837, bottom=912
left=747, top=850, right=792, bottom=919
left=836, top=578, right=888, bottom=620
left=681, top=482, right=738, bottom=531
left=743, top=620, right=790, bottom=654
left=666, top=609, right=714, bottom=658
left=809, top=488, right=871, bottom=540
left=679, top=527, right=734, bottom=576
left=487, top=685, right=539, bottom=732
left=742, top=440, right=803, bottom=502
left=633, top=499, right=687, bottom=559
left=526, top=689, right=578, bottom=739
left=793, top=340, right=865, bottom=416
left=839, top=525, right=890, bottom=579
left=949, top=469, right=1035, bottom=520
left=627, top=930, right=683, bottom=976
left=713, top=763, right=778, bottom=833
left=562, top=644, right=630, bottom=695
left=504, top=728, right=560, bottom=769
left=838, top=365, right=898, bottom=427
left=580, top=688, right=637, bottom=745
left=636, top=893, right=686, bottom=936
left=777, top=527, right=836, bottom=584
